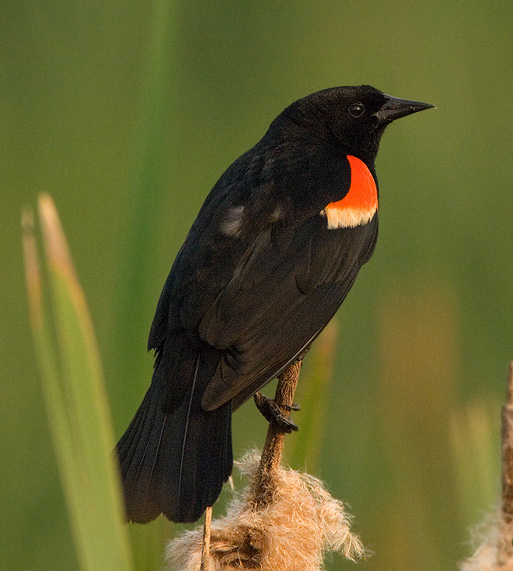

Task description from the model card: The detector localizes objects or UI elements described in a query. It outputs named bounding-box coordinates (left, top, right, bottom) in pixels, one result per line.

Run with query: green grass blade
left=23, top=196, right=133, bottom=571
left=112, top=2, right=178, bottom=565
left=22, top=208, right=93, bottom=569
left=113, top=0, right=178, bottom=391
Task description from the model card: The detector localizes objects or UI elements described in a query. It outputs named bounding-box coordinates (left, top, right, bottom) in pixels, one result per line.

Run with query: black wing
left=150, top=182, right=377, bottom=414
left=198, top=212, right=378, bottom=410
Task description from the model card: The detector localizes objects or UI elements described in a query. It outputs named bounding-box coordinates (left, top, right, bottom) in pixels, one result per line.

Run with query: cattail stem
left=501, top=363, right=513, bottom=521
left=251, top=360, right=302, bottom=508
left=200, top=506, right=212, bottom=570
left=498, top=362, right=513, bottom=566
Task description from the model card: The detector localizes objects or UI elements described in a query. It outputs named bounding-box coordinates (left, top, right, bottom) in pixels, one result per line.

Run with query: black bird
left=117, top=85, right=433, bottom=523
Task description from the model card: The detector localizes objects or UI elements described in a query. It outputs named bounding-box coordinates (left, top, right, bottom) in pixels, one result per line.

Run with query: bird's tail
left=116, top=350, right=233, bottom=524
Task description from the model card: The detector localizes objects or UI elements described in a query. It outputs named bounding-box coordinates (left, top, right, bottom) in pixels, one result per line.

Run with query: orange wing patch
left=322, top=155, right=378, bottom=229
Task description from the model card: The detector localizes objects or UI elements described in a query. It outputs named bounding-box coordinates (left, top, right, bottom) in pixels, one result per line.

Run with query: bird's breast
left=321, top=155, right=378, bottom=229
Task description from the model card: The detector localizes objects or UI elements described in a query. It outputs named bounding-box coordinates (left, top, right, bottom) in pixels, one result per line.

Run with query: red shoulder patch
left=323, top=155, right=378, bottom=229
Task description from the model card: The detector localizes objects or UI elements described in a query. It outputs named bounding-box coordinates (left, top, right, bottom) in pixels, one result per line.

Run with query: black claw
left=278, top=415, right=300, bottom=433
left=253, top=392, right=299, bottom=433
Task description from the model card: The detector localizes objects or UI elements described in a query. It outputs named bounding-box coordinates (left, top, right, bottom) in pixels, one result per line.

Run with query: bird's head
left=275, top=85, right=434, bottom=164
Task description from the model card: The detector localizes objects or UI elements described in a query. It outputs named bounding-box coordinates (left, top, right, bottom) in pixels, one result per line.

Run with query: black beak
left=375, top=95, right=435, bottom=124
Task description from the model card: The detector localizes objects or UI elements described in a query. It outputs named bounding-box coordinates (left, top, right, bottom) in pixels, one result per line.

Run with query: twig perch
left=251, top=360, right=302, bottom=508
left=498, top=362, right=513, bottom=566
left=501, top=363, right=513, bottom=519
left=200, top=506, right=212, bottom=570
left=198, top=363, right=301, bottom=569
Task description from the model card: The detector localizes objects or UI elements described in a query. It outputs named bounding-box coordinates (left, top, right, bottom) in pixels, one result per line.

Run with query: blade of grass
left=113, top=1, right=178, bottom=565
left=39, top=193, right=133, bottom=570
left=23, top=196, right=133, bottom=571
left=22, top=208, right=93, bottom=569
left=113, top=0, right=178, bottom=390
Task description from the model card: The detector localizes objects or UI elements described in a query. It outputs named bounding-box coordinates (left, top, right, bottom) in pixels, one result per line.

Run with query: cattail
left=459, top=513, right=513, bottom=571
left=459, top=364, right=513, bottom=570
left=167, top=452, right=364, bottom=570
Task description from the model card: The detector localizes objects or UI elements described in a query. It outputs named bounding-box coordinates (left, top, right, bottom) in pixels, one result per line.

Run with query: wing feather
left=200, top=214, right=378, bottom=410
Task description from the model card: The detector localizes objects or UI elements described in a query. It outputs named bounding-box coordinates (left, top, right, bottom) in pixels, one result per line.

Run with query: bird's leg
left=253, top=358, right=304, bottom=433
left=254, top=392, right=299, bottom=433
left=255, top=392, right=300, bottom=411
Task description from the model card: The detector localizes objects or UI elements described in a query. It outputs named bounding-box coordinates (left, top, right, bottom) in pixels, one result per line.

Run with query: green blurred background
left=3, top=1, right=513, bottom=569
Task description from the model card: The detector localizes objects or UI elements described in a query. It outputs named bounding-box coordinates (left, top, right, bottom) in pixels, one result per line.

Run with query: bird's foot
left=253, top=392, right=299, bottom=433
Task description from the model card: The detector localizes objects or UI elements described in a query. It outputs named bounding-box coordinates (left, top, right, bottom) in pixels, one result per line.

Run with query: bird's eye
left=348, top=103, right=365, bottom=118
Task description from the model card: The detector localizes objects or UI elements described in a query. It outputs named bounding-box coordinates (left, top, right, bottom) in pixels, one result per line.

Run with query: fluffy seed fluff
left=459, top=511, right=513, bottom=570
left=167, top=452, right=364, bottom=570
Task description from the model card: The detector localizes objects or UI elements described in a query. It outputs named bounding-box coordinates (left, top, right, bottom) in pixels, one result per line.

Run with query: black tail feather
left=116, top=350, right=233, bottom=524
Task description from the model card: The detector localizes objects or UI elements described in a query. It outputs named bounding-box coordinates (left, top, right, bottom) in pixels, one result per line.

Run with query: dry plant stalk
left=251, top=360, right=303, bottom=508
left=460, top=363, right=513, bottom=570
left=168, top=362, right=364, bottom=570
left=497, top=362, right=513, bottom=568
left=200, top=506, right=213, bottom=570
left=501, top=363, right=513, bottom=525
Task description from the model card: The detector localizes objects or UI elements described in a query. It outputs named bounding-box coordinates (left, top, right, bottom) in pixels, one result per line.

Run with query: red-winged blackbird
left=117, top=85, right=433, bottom=524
